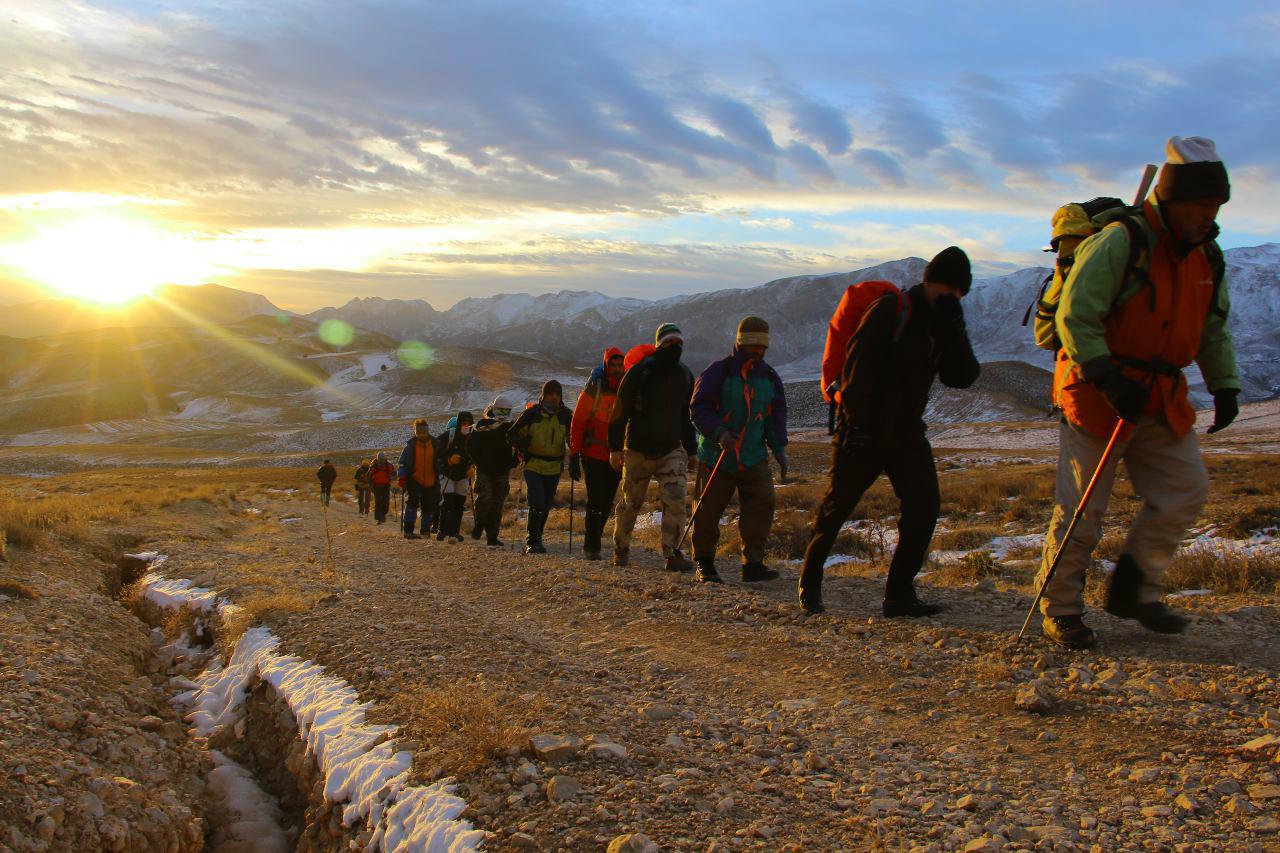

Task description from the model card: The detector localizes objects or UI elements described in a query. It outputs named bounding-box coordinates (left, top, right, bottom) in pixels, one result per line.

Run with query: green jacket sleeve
left=1195, top=271, right=1241, bottom=393
left=1055, top=225, right=1130, bottom=367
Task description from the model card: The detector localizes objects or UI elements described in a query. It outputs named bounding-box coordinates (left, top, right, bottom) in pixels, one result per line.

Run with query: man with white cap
left=1036, top=136, right=1241, bottom=650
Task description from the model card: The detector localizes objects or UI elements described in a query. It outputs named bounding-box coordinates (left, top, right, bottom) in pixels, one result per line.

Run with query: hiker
left=469, top=395, right=520, bottom=548
left=1035, top=136, right=1239, bottom=650
left=798, top=247, right=980, bottom=615
left=569, top=348, right=626, bottom=560
left=397, top=419, right=440, bottom=540
left=508, top=382, right=573, bottom=554
left=316, top=460, right=337, bottom=506
left=609, top=323, right=698, bottom=572
left=437, top=411, right=474, bottom=542
left=368, top=451, right=395, bottom=524
left=354, top=458, right=372, bottom=516
left=690, top=317, right=788, bottom=584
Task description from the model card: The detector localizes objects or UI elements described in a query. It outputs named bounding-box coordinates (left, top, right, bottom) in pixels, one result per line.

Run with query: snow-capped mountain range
left=307, top=243, right=1280, bottom=402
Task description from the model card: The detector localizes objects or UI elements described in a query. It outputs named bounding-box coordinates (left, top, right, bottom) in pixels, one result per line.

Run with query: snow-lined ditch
left=131, top=555, right=484, bottom=852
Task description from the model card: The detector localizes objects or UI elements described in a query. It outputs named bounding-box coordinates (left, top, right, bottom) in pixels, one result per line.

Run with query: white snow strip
left=143, top=562, right=482, bottom=851
left=139, top=573, right=221, bottom=614
left=207, top=750, right=293, bottom=852
left=1167, top=589, right=1212, bottom=599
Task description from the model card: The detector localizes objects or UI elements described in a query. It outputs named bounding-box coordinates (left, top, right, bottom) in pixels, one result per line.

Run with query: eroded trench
left=116, top=552, right=481, bottom=852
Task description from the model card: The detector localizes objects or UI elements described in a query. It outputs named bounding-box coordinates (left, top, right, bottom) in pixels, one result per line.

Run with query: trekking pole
left=568, top=477, right=575, bottom=556
left=1015, top=417, right=1131, bottom=643
left=675, top=449, right=727, bottom=553
left=1132, top=164, right=1158, bottom=207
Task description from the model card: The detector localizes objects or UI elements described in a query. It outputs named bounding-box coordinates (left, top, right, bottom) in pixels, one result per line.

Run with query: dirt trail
left=133, top=494, right=1280, bottom=851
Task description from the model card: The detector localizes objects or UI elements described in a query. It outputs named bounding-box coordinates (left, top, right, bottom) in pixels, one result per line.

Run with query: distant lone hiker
left=509, top=381, right=572, bottom=555
left=610, top=323, right=698, bottom=572
left=354, top=458, right=372, bottom=516
left=798, top=247, right=980, bottom=615
left=368, top=451, right=395, bottom=524
left=1035, top=136, right=1240, bottom=650
left=690, top=317, right=788, bottom=584
left=569, top=347, right=626, bottom=560
left=398, top=419, right=440, bottom=540
left=316, top=460, right=337, bottom=506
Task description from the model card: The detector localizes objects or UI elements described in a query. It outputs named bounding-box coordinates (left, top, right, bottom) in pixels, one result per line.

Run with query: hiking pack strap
left=1204, top=241, right=1228, bottom=320
left=1113, top=355, right=1182, bottom=377
left=1022, top=272, right=1054, bottom=327
left=1116, top=215, right=1155, bottom=314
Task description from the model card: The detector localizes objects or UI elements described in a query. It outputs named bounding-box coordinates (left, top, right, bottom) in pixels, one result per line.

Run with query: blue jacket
left=397, top=434, right=440, bottom=486
left=691, top=347, right=787, bottom=470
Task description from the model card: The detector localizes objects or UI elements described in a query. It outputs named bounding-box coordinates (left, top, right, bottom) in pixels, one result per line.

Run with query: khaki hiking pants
left=692, top=459, right=776, bottom=565
left=1037, top=415, right=1209, bottom=617
left=613, top=448, right=688, bottom=557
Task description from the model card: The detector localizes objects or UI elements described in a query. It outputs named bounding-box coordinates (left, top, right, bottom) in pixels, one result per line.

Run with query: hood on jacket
left=589, top=347, right=626, bottom=389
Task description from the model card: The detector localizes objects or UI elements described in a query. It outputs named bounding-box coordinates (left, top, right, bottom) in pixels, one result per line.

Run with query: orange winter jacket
left=570, top=347, right=624, bottom=462
left=1054, top=200, right=1239, bottom=438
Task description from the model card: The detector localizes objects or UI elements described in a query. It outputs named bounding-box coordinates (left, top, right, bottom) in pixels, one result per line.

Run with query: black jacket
left=609, top=346, right=697, bottom=458
left=316, top=464, right=337, bottom=486
left=839, top=284, right=980, bottom=442
left=468, top=418, right=518, bottom=476
left=438, top=429, right=470, bottom=481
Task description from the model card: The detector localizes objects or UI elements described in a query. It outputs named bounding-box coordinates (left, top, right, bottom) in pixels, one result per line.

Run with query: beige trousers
left=1037, top=415, right=1209, bottom=616
left=613, top=448, right=688, bottom=557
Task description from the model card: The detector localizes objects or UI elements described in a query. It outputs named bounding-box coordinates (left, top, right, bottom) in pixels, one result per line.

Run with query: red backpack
left=820, top=281, right=911, bottom=431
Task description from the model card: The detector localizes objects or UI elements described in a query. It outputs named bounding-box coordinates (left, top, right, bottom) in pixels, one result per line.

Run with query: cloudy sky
left=1, top=0, right=1277, bottom=311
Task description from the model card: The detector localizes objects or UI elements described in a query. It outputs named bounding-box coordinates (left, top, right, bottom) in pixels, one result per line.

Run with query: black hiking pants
left=582, top=456, right=622, bottom=553
left=372, top=486, right=390, bottom=522
left=439, top=493, right=466, bottom=539
left=404, top=481, right=440, bottom=535
left=799, top=432, right=940, bottom=603
left=357, top=487, right=370, bottom=515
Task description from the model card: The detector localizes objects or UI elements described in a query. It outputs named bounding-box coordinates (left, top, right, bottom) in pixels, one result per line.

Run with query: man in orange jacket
left=1037, top=136, right=1240, bottom=649
left=569, top=348, right=626, bottom=560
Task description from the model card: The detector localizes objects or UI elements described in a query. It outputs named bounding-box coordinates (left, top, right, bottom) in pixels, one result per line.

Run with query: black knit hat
left=541, top=379, right=563, bottom=399
left=1156, top=136, right=1230, bottom=203
left=924, top=246, right=972, bottom=295
left=457, top=410, right=473, bottom=425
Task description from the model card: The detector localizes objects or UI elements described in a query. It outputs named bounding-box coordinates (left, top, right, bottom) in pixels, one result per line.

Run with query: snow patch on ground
left=633, top=511, right=663, bottom=531
left=207, top=750, right=293, bottom=852
left=142, top=561, right=483, bottom=851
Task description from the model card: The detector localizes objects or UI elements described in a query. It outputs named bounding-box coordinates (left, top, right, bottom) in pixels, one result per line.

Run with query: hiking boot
left=436, top=531, right=447, bottom=542
left=1104, top=553, right=1143, bottom=618
left=404, top=532, right=421, bottom=540
left=665, top=550, right=694, bottom=573
left=741, top=562, right=779, bottom=583
left=1129, top=601, right=1188, bottom=634
left=799, top=592, right=825, bottom=614
left=1041, top=614, right=1098, bottom=649
left=882, top=596, right=944, bottom=618
left=487, top=538, right=504, bottom=549
left=613, top=549, right=630, bottom=567
left=470, top=526, right=483, bottom=541
left=584, top=550, right=602, bottom=561
left=524, top=543, right=547, bottom=555
left=694, top=558, right=722, bottom=584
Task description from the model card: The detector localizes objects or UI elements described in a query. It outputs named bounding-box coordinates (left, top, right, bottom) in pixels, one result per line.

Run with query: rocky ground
left=2, top=445, right=1279, bottom=851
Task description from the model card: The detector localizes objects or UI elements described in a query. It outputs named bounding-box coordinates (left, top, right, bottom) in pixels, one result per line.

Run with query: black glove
left=1207, top=390, right=1238, bottom=434
left=568, top=454, right=582, bottom=481
left=932, top=293, right=966, bottom=338
left=1091, top=367, right=1148, bottom=423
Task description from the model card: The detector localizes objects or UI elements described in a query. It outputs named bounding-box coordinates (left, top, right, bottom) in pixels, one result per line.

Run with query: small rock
left=1141, top=805, right=1173, bottom=818
left=1249, top=784, right=1280, bottom=801
left=529, top=734, right=581, bottom=764
left=138, top=716, right=164, bottom=732
left=920, top=800, right=943, bottom=817
left=47, top=710, right=77, bottom=732
left=1128, top=767, right=1160, bottom=783
left=778, top=698, right=819, bottom=712
left=1250, top=817, right=1280, bottom=835
left=78, top=792, right=105, bottom=819
left=716, top=797, right=734, bottom=814
left=546, top=775, right=582, bottom=802
left=956, top=794, right=978, bottom=811
left=866, top=798, right=898, bottom=815
left=1214, top=779, right=1242, bottom=795
left=1015, top=681, right=1056, bottom=714
left=1226, top=795, right=1258, bottom=815
left=1174, top=793, right=1199, bottom=813
left=509, top=832, right=539, bottom=849
left=1241, top=734, right=1280, bottom=754
left=640, top=703, right=678, bottom=721
left=963, top=838, right=1001, bottom=853
left=587, top=742, right=628, bottom=760
left=607, top=832, right=660, bottom=853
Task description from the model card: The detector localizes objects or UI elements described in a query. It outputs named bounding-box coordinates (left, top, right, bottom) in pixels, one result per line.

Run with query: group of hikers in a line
left=315, top=137, right=1240, bottom=649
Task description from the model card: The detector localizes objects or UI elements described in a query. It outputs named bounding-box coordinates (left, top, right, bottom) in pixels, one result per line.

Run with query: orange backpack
left=821, top=281, right=911, bottom=404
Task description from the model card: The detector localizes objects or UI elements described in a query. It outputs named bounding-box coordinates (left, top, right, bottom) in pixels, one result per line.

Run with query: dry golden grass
left=933, top=525, right=1002, bottom=551
left=220, top=590, right=321, bottom=642
left=0, top=579, right=39, bottom=599
left=929, top=550, right=1004, bottom=586
left=1165, top=549, right=1280, bottom=595
left=392, top=679, right=543, bottom=777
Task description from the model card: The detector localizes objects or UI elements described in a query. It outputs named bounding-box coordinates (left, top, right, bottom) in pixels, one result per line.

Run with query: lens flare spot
left=397, top=340, right=434, bottom=370
left=318, top=318, right=355, bottom=347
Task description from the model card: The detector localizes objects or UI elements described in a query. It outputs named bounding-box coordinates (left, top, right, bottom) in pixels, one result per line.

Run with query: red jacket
left=570, top=348, right=623, bottom=461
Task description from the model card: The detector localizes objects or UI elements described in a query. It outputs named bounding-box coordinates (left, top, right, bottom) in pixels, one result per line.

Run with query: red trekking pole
left=1016, top=417, right=1132, bottom=643
left=675, top=449, right=727, bottom=553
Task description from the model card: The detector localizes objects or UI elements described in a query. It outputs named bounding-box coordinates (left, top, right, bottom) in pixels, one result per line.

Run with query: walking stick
left=675, top=449, right=727, bottom=553
left=569, top=477, right=575, bottom=556
left=1016, top=417, right=1131, bottom=643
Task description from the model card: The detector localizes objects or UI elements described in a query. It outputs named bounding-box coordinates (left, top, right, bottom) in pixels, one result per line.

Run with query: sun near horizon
left=0, top=211, right=219, bottom=307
